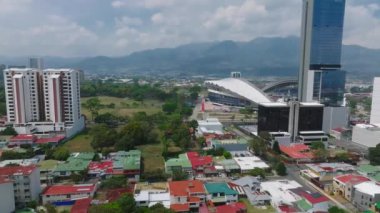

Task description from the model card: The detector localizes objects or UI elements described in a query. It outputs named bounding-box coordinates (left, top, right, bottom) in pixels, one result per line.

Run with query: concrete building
left=322, top=106, right=349, bottom=132
left=3, top=68, right=85, bottom=138
left=4, top=68, right=42, bottom=123
left=333, top=174, right=370, bottom=201
left=233, top=156, right=269, bottom=173
left=42, top=184, right=97, bottom=204
left=352, top=181, right=380, bottom=211
left=197, top=118, right=223, bottom=135
left=168, top=180, right=206, bottom=212
left=165, top=153, right=192, bottom=174
left=0, top=177, right=15, bottom=213
left=232, top=176, right=271, bottom=206
left=352, top=124, right=380, bottom=147
left=0, top=165, right=41, bottom=206
left=371, top=77, right=380, bottom=125
left=303, top=163, right=355, bottom=182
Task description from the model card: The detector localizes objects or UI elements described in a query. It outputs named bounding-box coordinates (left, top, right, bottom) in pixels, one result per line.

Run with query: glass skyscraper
left=298, top=0, right=346, bottom=106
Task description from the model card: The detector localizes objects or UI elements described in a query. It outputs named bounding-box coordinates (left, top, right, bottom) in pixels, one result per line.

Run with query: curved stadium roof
left=205, top=78, right=272, bottom=104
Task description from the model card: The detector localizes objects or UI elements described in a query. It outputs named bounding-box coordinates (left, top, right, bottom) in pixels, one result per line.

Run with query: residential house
left=352, top=181, right=380, bottom=211
left=210, top=139, right=249, bottom=152
left=204, top=182, right=238, bottom=204
left=42, top=184, right=97, bottom=205
left=187, top=152, right=213, bottom=174
left=35, top=135, right=65, bottom=146
left=110, top=150, right=141, bottom=180
left=37, top=160, right=58, bottom=184
left=70, top=198, right=92, bottom=213
left=358, top=164, right=380, bottom=182
left=333, top=174, right=370, bottom=201
left=53, top=152, right=95, bottom=177
left=165, top=154, right=192, bottom=174
left=9, top=134, right=37, bottom=145
left=215, top=202, right=247, bottom=213
left=87, top=160, right=113, bottom=178
left=280, top=144, right=314, bottom=163
left=134, top=182, right=170, bottom=208
left=261, top=180, right=302, bottom=207
left=168, top=180, right=206, bottom=212
left=0, top=165, right=41, bottom=206
left=0, top=177, right=15, bottom=213
left=290, top=188, right=330, bottom=213
left=232, top=176, right=271, bottom=205
left=233, top=156, right=269, bottom=173
left=303, top=163, right=355, bottom=182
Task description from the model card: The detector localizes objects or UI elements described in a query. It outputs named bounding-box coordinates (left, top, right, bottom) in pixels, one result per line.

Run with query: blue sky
left=0, top=0, right=380, bottom=57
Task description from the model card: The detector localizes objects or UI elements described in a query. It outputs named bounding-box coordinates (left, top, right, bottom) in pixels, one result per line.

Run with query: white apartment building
left=370, top=77, right=380, bottom=125
left=0, top=165, right=41, bottom=206
left=3, top=68, right=84, bottom=137
left=0, top=177, right=15, bottom=213
left=43, top=69, right=81, bottom=125
left=4, top=68, right=42, bottom=124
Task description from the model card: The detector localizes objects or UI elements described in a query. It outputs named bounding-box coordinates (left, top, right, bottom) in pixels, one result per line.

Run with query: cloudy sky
left=0, top=0, right=380, bottom=57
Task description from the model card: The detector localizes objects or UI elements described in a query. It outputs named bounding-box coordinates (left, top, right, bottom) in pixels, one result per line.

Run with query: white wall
left=323, top=106, right=349, bottom=133
left=371, top=78, right=380, bottom=124
left=352, top=125, right=380, bottom=147
left=0, top=182, right=15, bottom=213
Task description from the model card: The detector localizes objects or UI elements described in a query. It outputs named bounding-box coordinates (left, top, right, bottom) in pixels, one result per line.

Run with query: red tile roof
left=36, top=135, right=65, bottom=144
left=0, top=165, right=37, bottom=176
left=216, top=202, right=246, bottom=213
left=278, top=204, right=298, bottom=213
left=88, top=161, right=113, bottom=174
left=10, top=134, right=37, bottom=142
left=188, top=196, right=201, bottom=203
left=171, top=203, right=190, bottom=212
left=335, top=174, right=370, bottom=185
left=302, top=192, right=329, bottom=204
left=280, top=144, right=314, bottom=159
left=187, top=152, right=213, bottom=169
left=169, top=180, right=205, bottom=197
left=71, top=198, right=92, bottom=213
left=43, top=184, right=96, bottom=196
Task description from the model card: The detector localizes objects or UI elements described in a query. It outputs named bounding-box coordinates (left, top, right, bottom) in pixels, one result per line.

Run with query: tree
left=223, top=151, right=232, bottom=159
left=90, top=124, right=117, bottom=151
left=250, top=137, right=266, bottom=156
left=162, top=101, right=177, bottom=114
left=52, top=147, right=70, bottom=161
left=258, top=131, right=271, bottom=141
left=0, top=126, right=17, bottom=136
left=100, top=176, right=127, bottom=189
left=310, top=141, right=325, bottom=150
left=149, top=203, right=175, bottom=213
left=369, top=144, right=380, bottom=165
left=276, top=162, right=287, bottom=176
left=313, top=148, right=329, bottom=161
left=94, top=113, right=118, bottom=126
left=328, top=206, right=347, bottom=213
left=250, top=168, right=266, bottom=179
left=26, top=200, right=38, bottom=209
left=83, top=97, right=101, bottom=120
left=117, top=194, right=136, bottom=213
left=44, top=203, right=57, bottom=213
left=89, top=202, right=122, bottom=213
left=172, top=170, right=188, bottom=181
left=272, top=141, right=281, bottom=154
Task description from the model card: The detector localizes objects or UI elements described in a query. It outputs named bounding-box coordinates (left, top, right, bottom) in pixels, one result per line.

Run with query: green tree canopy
left=276, top=162, right=287, bottom=176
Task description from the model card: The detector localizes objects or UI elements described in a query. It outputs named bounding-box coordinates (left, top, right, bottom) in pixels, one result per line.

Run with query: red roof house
left=88, top=161, right=113, bottom=176
left=333, top=174, right=370, bottom=200
left=0, top=165, right=37, bottom=176
left=42, top=184, right=97, bottom=204
left=35, top=135, right=65, bottom=145
left=280, top=144, right=314, bottom=162
left=186, top=152, right=213, bottom=172
left=9, top=134, right=37, bottom=145
left=216, top=202, right=247, bottom=213
left=169, top=180, right=206, bottom=212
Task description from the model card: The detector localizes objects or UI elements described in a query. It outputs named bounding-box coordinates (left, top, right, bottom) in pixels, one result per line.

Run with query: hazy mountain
left=2, top=37, right=380, bottom=78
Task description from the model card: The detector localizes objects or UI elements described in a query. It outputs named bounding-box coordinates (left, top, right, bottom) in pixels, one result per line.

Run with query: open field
left=62, top=132, right=94, bottom=152
left=81, top=96, right=163, bottom=118
left=240, top=199, right=276, bottom=213
left=136, top=144, right=165, bottom=173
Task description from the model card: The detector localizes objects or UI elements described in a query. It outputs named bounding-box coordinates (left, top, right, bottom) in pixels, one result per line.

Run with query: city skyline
left=0, top=0, right=379, bottom=57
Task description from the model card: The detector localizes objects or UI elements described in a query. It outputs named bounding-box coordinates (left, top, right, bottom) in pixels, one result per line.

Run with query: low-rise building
left=232, top=176, right=270, bottom=206
left=333, top=174, right=370, bottom=201
left=187, top=152, right=213, bottom=174
left=358, top=164, right=380, bottom=182
left=330, top=127, right=350, bottom=140
left=352, top=124, right=380, bottom=147
left=53, top=152, right=95, bottom=177
left=134, top=190, right=170, bottom=208
left=0, top=165, right=41, bottom=206
left=197, top=118, right=223, bottom=135
left=9, top=134, right=37, bottom=145
left=0, top=158, right=39, bottom=167
left=205, top=182, right=238, bottom=204
left=165, top=154, right=192, bottom=174
left=290, top=188, right=330, bottom=213
left=353, top=181, right=380, bottom=211
left=0, top=177, right=15, bottom=213
left=37, top=160, right=58, bottom=184
left=304, top=163, right=355, bottom=182
left=88, top=160, right=113, bottom=178
left=42, top=184, right=97, bottom=205
left=215, top=202, right=247, bottom=213
left=168, top=180, right=206, bottom=212
left=110, top=150, right=141, bottom=180
left=210, top=139, right=249, bottom=152
left=280, top=144, right=314, bottom=163
left=261, top=180, right=302, bottom=207
left=35, top=135, right=65, bottom=146
left=233, top=156, right=269, bottom=173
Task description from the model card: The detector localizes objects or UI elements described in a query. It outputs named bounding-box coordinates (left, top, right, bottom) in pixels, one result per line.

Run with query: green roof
left=363, top=210, right=373, bottom=213
left=112, top=150, right=141, bottom=171
left=205, top=182, right=238, bottom=195
left=165, top=153, right=191, bottom=168
left=358, top=164, right=380, bottom=174
left=54, top=152, right=94, bottom=173
left=220, top=159, right=240, bottom=170
left=296, top=199, right=312, bottom=211
left=37, top=160, right=58, bottom=171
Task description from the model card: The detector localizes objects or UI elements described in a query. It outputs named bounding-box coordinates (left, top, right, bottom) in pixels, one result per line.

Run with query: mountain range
left=1, top=36, right=380, bottom=78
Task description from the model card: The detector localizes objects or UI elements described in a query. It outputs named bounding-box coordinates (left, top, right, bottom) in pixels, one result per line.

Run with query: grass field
left=81, top=96, right=163, bottom=118
left=62, top=132, right=94, bottom=152
left=240, top=199, right=276, bottom=213
left=137, top=144, right=165, bottom=173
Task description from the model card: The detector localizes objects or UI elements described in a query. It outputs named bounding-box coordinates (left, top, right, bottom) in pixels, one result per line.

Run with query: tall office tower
left=29, top=58, right=44, bottom=70
left=298, top=0, right=346, bottom=106
left=43, top=69, right=81, bottom=125
left=370, top=77, right=380, bottom=125
left=3, top=69, right=42, bottom=124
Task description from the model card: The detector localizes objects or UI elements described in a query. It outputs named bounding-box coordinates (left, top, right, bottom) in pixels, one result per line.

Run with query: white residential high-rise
left=3, top=68, right=42, bottom=124
left=370, top=77, right=380, bottom=125
left=43, top=69, right=81, bottom=125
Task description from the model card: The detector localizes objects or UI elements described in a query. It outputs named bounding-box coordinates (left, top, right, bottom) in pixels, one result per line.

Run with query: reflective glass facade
left=309, top=0, right=346, bottom=69
left=298, top=106, right=324, bottom=131
left=312, top=70, right=346, bottom=107
left=257, top=105, right=289, bottom=134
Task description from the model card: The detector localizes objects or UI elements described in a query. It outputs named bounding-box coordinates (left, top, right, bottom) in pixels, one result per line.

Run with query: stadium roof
left=205, top=78, right=272, bottom=104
